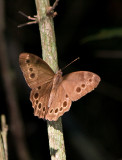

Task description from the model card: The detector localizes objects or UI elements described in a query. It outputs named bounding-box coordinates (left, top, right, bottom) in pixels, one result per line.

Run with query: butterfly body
left=48, top=70, right=63, bottom=107
left=19, top=53, right=100, bottom=121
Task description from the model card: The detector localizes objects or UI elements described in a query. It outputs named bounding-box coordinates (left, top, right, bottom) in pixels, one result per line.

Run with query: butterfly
left=19, top=53, right=101, bottom=121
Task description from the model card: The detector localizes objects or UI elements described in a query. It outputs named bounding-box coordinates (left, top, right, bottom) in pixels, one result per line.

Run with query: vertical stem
left=0, top=132, right=6, bottom=160
left=35, top=0, right=58, bottom=72
left=34, top=0, right=66, bottom=160
left=1, top=115, right=8, bottom=160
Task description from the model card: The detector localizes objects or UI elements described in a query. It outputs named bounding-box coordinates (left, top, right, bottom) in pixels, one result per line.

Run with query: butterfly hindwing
left=30, top=82, right=53, bottom=119
left=45, top=83, right=72, bottom=121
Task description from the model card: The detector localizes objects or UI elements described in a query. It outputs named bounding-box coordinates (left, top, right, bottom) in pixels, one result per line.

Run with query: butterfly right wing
left=62, top=71, right=100, bottom=101
left=45, top=83, right=72, bottom=121
left=19, top=53, right=54, bottom=89
left=30, top=82, right=53, bottom=119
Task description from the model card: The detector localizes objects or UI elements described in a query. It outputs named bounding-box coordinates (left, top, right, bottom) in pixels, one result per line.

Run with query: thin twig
left=18, top=21, right=37, bottom=28
left=52, top=0, right=59, bottom=10
left=46, top=0, right=59, bottom=17
left=18, top=11, right=38, bottom=27
left=34, top=0, right=66, bottom=160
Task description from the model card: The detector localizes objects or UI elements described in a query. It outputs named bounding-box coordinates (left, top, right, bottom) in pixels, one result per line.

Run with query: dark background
left=0, top=0, right=122, bottom=160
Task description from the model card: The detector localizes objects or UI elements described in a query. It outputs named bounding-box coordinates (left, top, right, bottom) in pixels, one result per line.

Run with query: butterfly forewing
left=62, top=71, right=100, bottom=101
left=19, top=53, right=54, bottom=89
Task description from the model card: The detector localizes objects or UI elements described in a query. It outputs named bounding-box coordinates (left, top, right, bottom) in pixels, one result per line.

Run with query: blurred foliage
left=82, top=28, right=122, bottom=43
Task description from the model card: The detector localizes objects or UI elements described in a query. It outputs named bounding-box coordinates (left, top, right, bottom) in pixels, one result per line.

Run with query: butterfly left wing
left=19, top=53, right=54, bottom=89
left=62, top=71, right=100, bottom=101
left=45, top=84, right=72, bottom=121
left=30, top=82, right=53, bottom=119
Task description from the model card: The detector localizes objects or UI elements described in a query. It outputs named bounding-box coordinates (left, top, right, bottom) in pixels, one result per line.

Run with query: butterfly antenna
left=61, top=57, right=80, bottom=71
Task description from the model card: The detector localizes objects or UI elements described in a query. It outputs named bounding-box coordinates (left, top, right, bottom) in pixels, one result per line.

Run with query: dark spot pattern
left=26, top=59, right=30, bottom=63
left=36, top=100, right=38, bottom=104
left=60, top=107, right=63, bottom=111
left=89, top=79, right=92, bottom=82
left=81, top=84, right=85, bottom=88
left=30, top=73, right=35, bottom=78
left=66, top=94, right=68, bottom=98
left=76, top=87, right=81, bottom=92
left=38, top=86, right=41, bottom=90
left=38, top=103, right=41, bottom=109
left=55, top=108, right=58, bottom=113
left=34, top=93, right=39, bottom=99
left=63, top=101, right=67, bottom=107
left=29, top=68, right=33, bottom=71
left=50, top=109, right=53, bottom=113
left=43, top=107, right=45, bottom=112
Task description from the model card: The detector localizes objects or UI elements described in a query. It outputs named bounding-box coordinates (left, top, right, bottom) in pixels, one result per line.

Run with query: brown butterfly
left=19, top=53, right=101, bottom=121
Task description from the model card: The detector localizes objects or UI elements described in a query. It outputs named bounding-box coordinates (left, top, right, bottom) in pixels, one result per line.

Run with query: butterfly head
left=52, top=70, right=63, bottom=87
left=56, top=69, right=62, bottom=76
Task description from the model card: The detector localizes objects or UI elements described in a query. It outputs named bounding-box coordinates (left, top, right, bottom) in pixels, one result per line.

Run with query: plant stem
left=1, top=115, right=8, bottom=160
left=34, top=0, right=66, bottom=159
left=35, top=0, right=58, bottom=72
left=0, top=132, right=6, bottom=160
